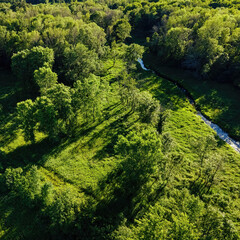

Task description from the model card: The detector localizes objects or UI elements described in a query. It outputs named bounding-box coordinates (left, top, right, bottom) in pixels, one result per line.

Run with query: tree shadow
left=0, top=74, right=34, bottom=149
left=0, top=192, right=50, bottom=240
left=2, top=138, right=59, bottom=170
left=76, top=152, right=162, bottom=239
left=86, top=110, right=133, bottom=149
left=197, top=89, right=240, bottom=140
left=64, top=102, right=123, bottom=148
left=0, top=113, right=19, bottom=147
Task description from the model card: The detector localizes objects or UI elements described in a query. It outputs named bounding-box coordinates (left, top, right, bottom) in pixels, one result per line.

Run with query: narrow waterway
left=138, top=59, right=240, bottom=153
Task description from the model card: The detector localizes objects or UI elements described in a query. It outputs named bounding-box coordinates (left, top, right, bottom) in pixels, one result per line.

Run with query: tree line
left=124, top=0, right=240, bottom=87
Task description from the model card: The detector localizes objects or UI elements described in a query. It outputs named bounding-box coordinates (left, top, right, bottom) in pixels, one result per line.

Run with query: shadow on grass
left=63, top=102, right=123, bottom=147
left=76, top=154, right=164, bottom=239
left=1, top=102, right=133, bottom=173
left=0, top=68, right=27, bottom=115
left=87, top=110, right=134, bottom=152
left=69, top=105, right=135, bottom=159
left=0, top=113, right=19, bottom=147
left=0, top=192, right=50, bottom=240
left=2, top=138, right=59, bottom=170
left=197, top=90, right=240, bottom=140
left=136, top=71, right=188, bottom=110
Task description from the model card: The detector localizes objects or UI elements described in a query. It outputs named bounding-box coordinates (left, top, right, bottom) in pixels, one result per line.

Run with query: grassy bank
left=143, top=53, right=240, bottom=141
left=137, top=68, right=240, bottom=230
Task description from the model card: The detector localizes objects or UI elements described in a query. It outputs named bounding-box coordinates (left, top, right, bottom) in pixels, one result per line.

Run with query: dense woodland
left=0, top=0, right=240, bottom=239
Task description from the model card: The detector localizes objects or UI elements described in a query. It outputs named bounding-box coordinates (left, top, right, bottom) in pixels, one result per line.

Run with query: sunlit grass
left=143, top=53, right=240, bottom=140
left=1, top=58, right=240, bottom=235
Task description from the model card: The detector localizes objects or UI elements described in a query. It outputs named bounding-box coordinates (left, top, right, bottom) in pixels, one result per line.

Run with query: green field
left=2, top=63, right=240, bottom=238
left=1, top=0, right=240, bottom=238
left=143, top=53, right=240, bottom=141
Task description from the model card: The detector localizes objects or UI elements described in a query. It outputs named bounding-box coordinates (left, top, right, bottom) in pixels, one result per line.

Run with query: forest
left=0, top=0, right=240, bottom=239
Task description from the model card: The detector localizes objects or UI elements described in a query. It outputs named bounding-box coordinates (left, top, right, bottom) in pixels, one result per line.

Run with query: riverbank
left=138, top=59, right=240, bottom=153
left=143, top=53, right=240, bottom=141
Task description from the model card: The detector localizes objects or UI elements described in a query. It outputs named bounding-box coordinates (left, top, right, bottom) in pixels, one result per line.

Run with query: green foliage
left=4, top=166, right=44, bottom=207
left=114, top=125, right=162, bottom=187
left=165, top=27, right=192, bottom=61
left=124, top=188, right=239, bottom=240
left=5, top=167, right=24, bottom=192
left=118, top=77, right=160, bottom=126
left=41, top=182, right=54, bottom=207
left=1, top=1, right=240, bottom=239
left=16, top=99, right=36, bottom=143
left=111, top=19, right=131, bottom=42
left=46, top=187, right=82, bottom=230
left=132, top=0, right=240, bottom=85
left=11, top=46, right=54, bottom=88
left=16, top=83, right=76, bottom=141
left=44, top=84, right=73, bottom=123
left=134, top=91, right=160, bottom=126
left=73, top=74, right=109, bottom=120
left=124, top=43, right=144, bottom=70
left=35, top=96, right=58, bottom=138
left=132, top=206, right=199, bottom=240
left=63, top=43, right=99, bottom=83
left=34, top=67, right=58, bottom=94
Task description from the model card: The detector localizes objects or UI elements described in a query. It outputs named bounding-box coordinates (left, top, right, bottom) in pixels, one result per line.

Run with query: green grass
left=0, top=64, right=141, bottom=238
left=43, top=104, right=138, bottom=190
left=136, top=67, right=240, bottom=229
left=143, top=53, right=240, bottom=141
left=0, top=61, right=240, bottom=237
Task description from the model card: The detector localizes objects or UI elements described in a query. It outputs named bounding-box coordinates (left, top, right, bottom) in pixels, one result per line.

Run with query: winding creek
left=138, top=59, right=240, bottom=153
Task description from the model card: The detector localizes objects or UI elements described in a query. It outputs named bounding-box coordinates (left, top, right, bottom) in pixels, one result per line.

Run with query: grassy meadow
left=0, top=62, right=240, bottom=238
left=143, top=53, right=240, bottom=141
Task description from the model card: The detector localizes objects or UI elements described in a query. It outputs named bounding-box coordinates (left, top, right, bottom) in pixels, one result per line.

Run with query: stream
left=138, top=59, right=240, bottom=153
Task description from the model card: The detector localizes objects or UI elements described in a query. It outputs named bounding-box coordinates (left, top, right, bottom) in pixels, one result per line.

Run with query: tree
left=44, top=83, right=75, bottom=136
left=11, top=46, right=54, bottom=90
left=63, top=43, right=99, bottom=84
left=194, top=14, right=234, bottom=76
left=165, top=27, right=192, bottom=61
left=111, top=19, right=131, bottom=42
left=124, top=43, right=144, bottom=70
left=190, top=135, right=224, bottom=195
left=190, top=135, right=217, bottom=168
left=78, top=22, right=107, bottom=56
left=34, top=66, right=58, bottom=94
left=5, top=167, right=24, bottom=192
left=35, top=96, right=58, bottom=139
left=4, top=166, right=44, bottom=207
left=114, top=125, right=162, bottom=186
left=131, top=204, right=199, bottom=240
left=92, top=126, right=162, bottom=223
left=0, top=25, right=11, bottom=66
left=194, top=153, right=223, bottom=196
left=135, top=91, right=160, bottom=126
left=200, top=206, right=238, bottom=239
left=119, top=79, right=160, bottom=126
left=73, top=74, right=108, bottom=121
left=132, top=204, right=170, bottom=240
left=44, top=84, right=73, bottom=122
left=16, top=82, right=78, bottom=141
left=16, top=99, right=36, bottom=143
left=42, top=27, right=68, bottom=54
left=46, top=187, right=82, bottom=234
